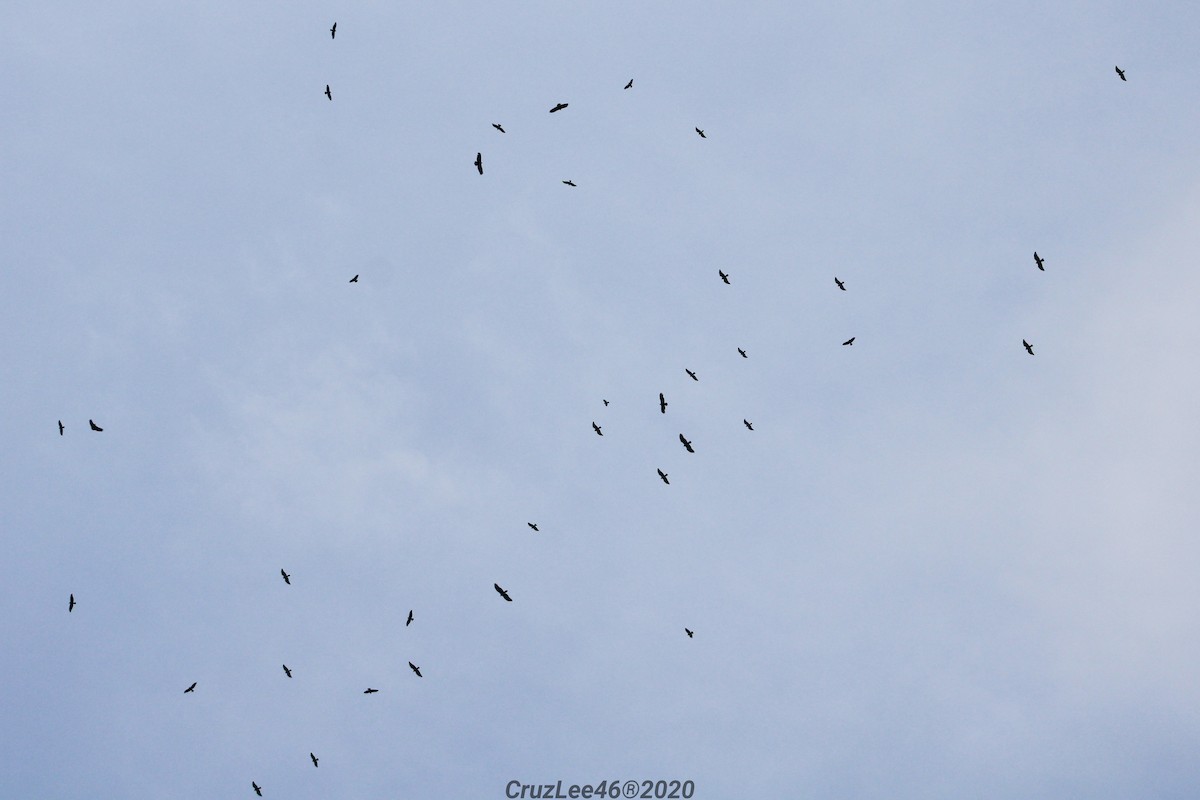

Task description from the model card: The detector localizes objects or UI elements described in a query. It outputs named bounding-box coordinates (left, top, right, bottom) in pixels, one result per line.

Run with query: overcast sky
left=5, top=1, right=1200, bottom=797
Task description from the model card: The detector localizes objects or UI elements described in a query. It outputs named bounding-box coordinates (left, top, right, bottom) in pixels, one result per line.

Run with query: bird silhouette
left=657, top=468, right=670, bottom=485
left=592, top=422, right=603, bottom=436
left=408, top=661, right=423, bottom=677
left=624, top=79, right=633, bottom=90
left=364, top=688, right=379, bottom=694
left=738, top=348, right=747, bottom=358
left=494, top=583, right=513, bottom=601
left=58, top=420, right=64, bottom=435
left=184, top=682, right=197, bottom=693
left=1115, top=66, right=1126, bottom=81
left=695, top=128, right=706, bottom=138
left=659, top=392, right=668, bottom=413
left=550, top=103, right=568, bottom=113
left=69, top=593, right=75, bottom=612
left=89, top=419, right=103, bottom=431
left=685, top=369, right=698, bottom=381
left=744, top=419, right=753, bottom=430
left=842, top=337, right=855, bottom=346
left=685, top=628, right=694, bottom=638
left=679, top=434, right=694, bottom=453
left=329, top=22, right=336, bottom=38
left=253, top=781, right=263, bottom=796
left=528, top=522, right=539, bottom=532
left=562, top=180, right=576, bottom=187
left=492, top=123, right=505, bottom=133
left=835, top=277, right=846, bottom=291
left=280, top=569, right=291, bottom=585
left=324, top=84, right=332, bottom=100
left=602, top=399, right=609, bottom=406
left=406, top=610, right=413, bottom=627
left=282, top=664, right=292, bottom=678
left=310, top=753, right=319, bottom=768
left=1034, top=252, right=1045, bottom=271
left=718, top=270, right=730, bottom=284
left=1023, top=339, right=1035, bottom=355
left=475, top=153, right=483, bottom=175
left=349, top=274, right=359, bottom=283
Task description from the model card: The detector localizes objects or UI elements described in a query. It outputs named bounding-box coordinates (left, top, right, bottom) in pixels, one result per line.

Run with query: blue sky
left=4, top=1, right=1200, bottom=797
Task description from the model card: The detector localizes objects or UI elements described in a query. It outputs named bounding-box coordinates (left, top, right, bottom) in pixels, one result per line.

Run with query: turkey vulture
left=408, top=661, right=423, bottom=677
left=738, top=348, right=747, bottom=358
left=253, top=782, right=263, bottom=796
left=1034, top=252, right=1045, bottom=271
left=349, top=274, right=358, bottom=283
left=329, top=22, right=336, bottom=38
left=184, top=682, right=197, bottom=693
left=282, top=664, right=292, bottom=678
left=718, top=270, right=730, bottom=284
left=685, top=369, right=698, bottom=381
left=685, top=628, right=694, bottom=638
left=744, top=419, right=753, bottom=430
left=58, top=420, right=64, bottom=435
left=679, top=434, right=694, bottom=453
left=624, top=79, right=633, bottom=90
left=592, top=422, right=603, bottom=436
left=310, top=753, right=319, bottom=768
left=364, top=688, right=378, bottom=694
left=494, top=583, right=513, bottom=601
left=89, top=419, right=103, bottom=431
left=659, top=392, right=667, bottom=413
left=475, top=152, right=483, bottom=174
left=842, top=337, right=855, bottom=346
left=834, top=277, right=846, bottom=291
left=1115, top=66, right=1126, bottom=81
left=324, top=84, right=332, bottom=100
left=280, top=569, right=291, bottom=585
left=657, top=468, right=669, bottom=485
left=1023, top=339, right=1035, bottom=355
left=695, top=128, right=706, bottom=138
left=562, top=180, right=576, bottom=186
left=550, top=103, right=568, bottom=113
left=69, top=593, right=75, bottom=612
left=406, top=610, right=413, bottom=627
left=528, top=522, right=539, bottom=532
left=492, top=123, right=505, bottom=133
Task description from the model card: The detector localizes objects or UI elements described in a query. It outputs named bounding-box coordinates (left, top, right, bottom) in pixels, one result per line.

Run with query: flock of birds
left=55, top=21, right=1135, bottom=792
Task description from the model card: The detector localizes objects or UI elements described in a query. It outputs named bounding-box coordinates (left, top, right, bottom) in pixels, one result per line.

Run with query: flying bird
left=718, top=270, right=730, bottom=284
left=494, top=583, right=513, bottom=601
left=69, top=593, right=75, bottom=612
left=528, top=522, right=539, bottom=532
left=657, top=468, right=669, bottom=485
left=1034, top=252, right=1045, bottom=271
left=324, top=84, right=332, bottom=100
left=549, top=103, right=568, bottom=113
left=738, top=348, right=747, bottom=358
left=492, top=123, right=505, bottom=133
left=562, top=180, right=576, bottom=186
left=89, top=419, right=103, bottom=431
left=364, top=688, right=379, bottom=694
left=58, top=420, right=64, bottom=435
left=329, top=22, right=336, bottom=38
left=349, top=274, right=359, bottom=283
left=475, top=152, right=483, bottom=175
left=624, top=79, right=633, bottom=89
left=282, top=664, right=292, bottom=678
left=1023, top=339, right=1035, bottom=355
left=602, top=399, right=609, bottom=406
left=744, top=419, right=753, bottom=430
left=685, top=369, right=698, bottom=381
left=842, top=337, right=855, bottom=346
left=253, top=782, right=263, bottom=797
left=695, top=128, right=706, bottom=138
left=1115, top=66, right=1126, bottom=81
left=592, top=422, right=603, bottom=436
left=659, top=392, right=668, bottom=413
left=679, top=434, right=694, bottom=453
left=685, top=628, right=694, bottom=638
left=280, top=569, right=291, bottom=585
left=406, top=610, right=413, bottom=627
left=310, top=753, right=319, bottom=768
left=835, top=277, right=846, bottom=291
left=184, top=682, right=197, bottom=693
left=408, top=661, right=423, bottom=677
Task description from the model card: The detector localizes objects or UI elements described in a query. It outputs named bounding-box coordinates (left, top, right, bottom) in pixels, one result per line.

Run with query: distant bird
left=58, top=420, right=64, bottom=435
left=657, top=468, right=669, bottom=485
left=280, top=569, right=291, bottom=585
left=834, top=277, right=846, bottom=291
left=1115, top=66, right=1126, bottom=81
left=624, top=79, right=633, bottom=90
left=475, top=152, right=483, bottom=175
left=562, top=180, right=576, bottom=187
left=406, top=609, right=413, bottom=627
left=252, top=782, right=263, bottom=797
left=324, top=84, right=332, bottom=101
left=1023, top=339, right=1035, bottom=355
left=718, top=270, right=730, bottom=284
left=349, top=274, right=359, bottom=283
left=695, top=127, right=706, bottom=138
left=364, top=688, right=379, bottom=694
left=408, top=661, right=423, bottom=677
left=329, top=22, right=336, bottom=38
left=528, top=522, right=539, bottom=532
left=282, top=664, right=292, bottom=678
left=738, top=348, right=747, bottom=358
left=1034, top=252, right=1045, bottom=271
left=685, top=628, right=694, bottom=638
left=184, top=682, right=197, bottom=693
left=549, top=103, right=568, bottom=113
left=602, top=399, right=609, bottom=406
left=492, top=123, right=505, bottom=133
left=494, top=583, right=513, bottom=601
left=310, top=753, right=319, bottom=768
left=744, top=419, right=753, bottom=430
left=685, top=369, right=698, bottom=381
left=842, top=337, right=855, bottom=346
left=89, top=419, right=103, bottom=431
left=69, top=593, right=75, bottom=612
left=659, top=392, right=668, bottom=413
left=592, top=422, right=603, bottom=436
left=679, top=434, right=694, bottom=453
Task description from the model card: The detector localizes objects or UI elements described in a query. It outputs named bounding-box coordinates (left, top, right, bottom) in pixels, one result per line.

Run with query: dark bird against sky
left=738, top=348, right=747, bottom=358
left=349, top=274, right=358, bottom=283
left=686, top=369, right=698, bottom=381
left=69, top=593, right=75, bottom=612
left=528, top=522, right=539, bottom=532
left=562, top=180, right=576, bottom=186
left=835, top=277, right=846, bottom=291
left=475, top=153, right=483, bottom=175
left=685, top=628, right=694, bottom=638
left=58, top=420, right=64, bottom=435
left=550, top=103, right=568, bottom=113
left=89, top=419, right=103, bottom=431
left=602, top=399, right=609, bottom=406
left=324, top=84, right=332, bottom=100
left=280, top=569, right=291, bottom=585
left=1116, top=66, right=1126, bottom=81
left=1023, top=339, right=1035, bottom=355
left=659, top=392, right=667, bottom=413
left=406, top=610, right=414, bottom=627
left=624, top=79, right=633, bottom=89
left=310, top=753, right=319, bottom=768
left=282, top=664, right=292, bottom=678
left=253, top=781, right=262, bottom=796
left=1034, top=252, right=1045, bottom=271
left=495, top=583, right=513, bottom=601
left=842, top=337, right=855, bottom=346
left=695, top=128, right=706, bottom=138
left=657, top=468, right=669, bottom=485
left=744, top=419, right=754, bottom=430
left=184, top=682, right=197, bottom=693
left=592, top=422, right=603, bottom=436
left=492, top=123, right=505, bottom=133
left=364, top=688, right=379, bottom=694
left=679, top=434, right=694, bottom=453
left=329, top=22, right=336, bottom=38
left=408, top=661, right=423, bottom=677
left=718, top=270, right=730, bottom=284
